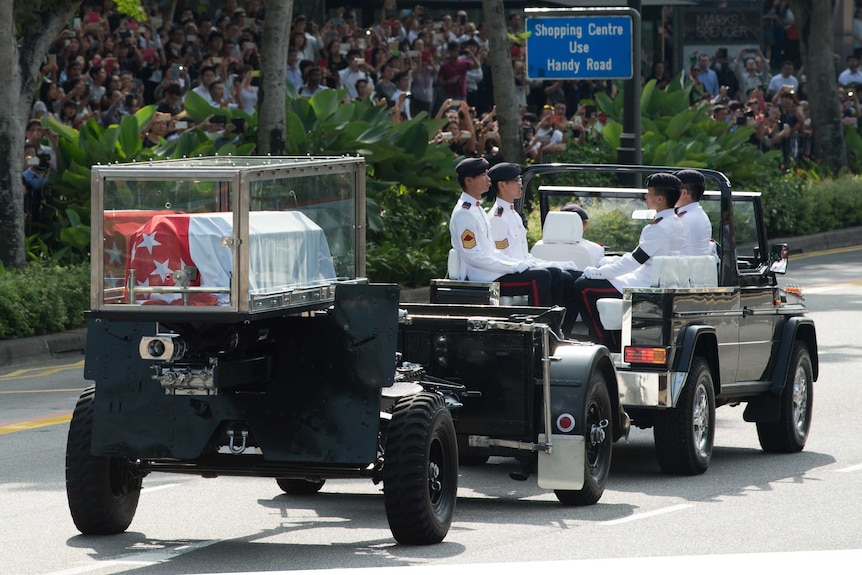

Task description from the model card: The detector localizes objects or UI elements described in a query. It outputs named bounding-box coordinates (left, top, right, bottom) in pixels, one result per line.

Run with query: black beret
left=455, top=157, right=489, bottom=178
left=561, top=203, right=588, bottom=220
left=675, top=169, right=705, bottom=188
left=488, top=162, right=521, bottom=183
left=645, top=172, right=682, bottom=190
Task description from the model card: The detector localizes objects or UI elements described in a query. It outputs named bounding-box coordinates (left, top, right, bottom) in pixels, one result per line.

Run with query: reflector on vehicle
left=624, top=346, right=668, bottom=365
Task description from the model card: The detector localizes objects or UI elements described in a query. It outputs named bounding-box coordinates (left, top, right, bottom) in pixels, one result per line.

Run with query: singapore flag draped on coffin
left=127, top=211, right=337, bottom=305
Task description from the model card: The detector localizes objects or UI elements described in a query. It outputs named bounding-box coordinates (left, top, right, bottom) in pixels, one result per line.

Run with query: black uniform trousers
left=572, top=275, right=622, bottom=344
left=496, top=268, right=554, bottom=307
left=498, top=267, right=583, bottom=333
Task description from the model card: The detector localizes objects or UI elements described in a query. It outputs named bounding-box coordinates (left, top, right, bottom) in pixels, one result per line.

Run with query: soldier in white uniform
left=675, top=169, right=717, bottom=260
left=449, top=158, right=556, bottom=306
left=573, top=173, right=685, bottom=344
left=487, top=162, right=580, bottom=331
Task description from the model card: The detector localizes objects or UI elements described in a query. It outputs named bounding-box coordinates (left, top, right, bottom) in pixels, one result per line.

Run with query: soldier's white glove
left=562, top=260, right=579, bottom=272
left=582, top=266, right=602, bottom=279
left=513, top=260, right=531, bottom=273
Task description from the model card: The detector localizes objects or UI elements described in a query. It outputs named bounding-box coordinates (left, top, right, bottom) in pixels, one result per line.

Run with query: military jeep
left=66, top=157, right=458, bottom=545
left=522, top=164, right=818, bottom=475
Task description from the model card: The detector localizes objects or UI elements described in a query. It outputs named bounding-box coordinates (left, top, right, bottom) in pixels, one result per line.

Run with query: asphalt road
left=1, top=246, right=861, bottom=575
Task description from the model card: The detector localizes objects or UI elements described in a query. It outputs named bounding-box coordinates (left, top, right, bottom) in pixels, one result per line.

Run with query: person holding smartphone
left=233, top=65, right=259, bottom=114
left=437, top=41, right=479, bottom=100
left=338, top=49, right=374, bottom=100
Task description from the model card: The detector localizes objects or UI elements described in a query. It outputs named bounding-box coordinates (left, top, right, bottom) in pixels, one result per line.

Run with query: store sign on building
left=682, top=10, right=761, bottom=44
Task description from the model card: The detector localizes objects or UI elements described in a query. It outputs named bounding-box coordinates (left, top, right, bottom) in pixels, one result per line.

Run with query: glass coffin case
left=91, top=156, right=365, bottom=316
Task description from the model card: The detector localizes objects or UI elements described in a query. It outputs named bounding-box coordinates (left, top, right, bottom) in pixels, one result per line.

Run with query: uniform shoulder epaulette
left=461, top=201, right=471, bottom=210
left=651, top=216, right=663, bottom=224
left=494, top=206, right=504, bottom=217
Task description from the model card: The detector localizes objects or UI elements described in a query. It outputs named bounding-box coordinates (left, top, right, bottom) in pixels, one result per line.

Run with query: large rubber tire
left=757, top=341, right=813, bottom=453
left=66, top=387, right=142, bottom=534
left=276, top=478, right=326, bottom=494
left=383, top=392, right=458, bottom=545
left=555, top=370, right=613, bottom=506
left=653, top=357, right=715, bottom=475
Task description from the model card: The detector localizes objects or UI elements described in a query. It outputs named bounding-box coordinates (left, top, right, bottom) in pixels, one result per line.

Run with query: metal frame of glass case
left=90, top=156, right=366, bottom=318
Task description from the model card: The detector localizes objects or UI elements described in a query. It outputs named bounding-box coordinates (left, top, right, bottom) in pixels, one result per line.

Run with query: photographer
left=338, top=49, right=373, bottom=101
left=839, top=85, right=860, bottom=127
left=23, top=152, right=51, bottom=224
left=389, top=71, right=412, bottom=120
left=526, top=107, right=565, bottom=161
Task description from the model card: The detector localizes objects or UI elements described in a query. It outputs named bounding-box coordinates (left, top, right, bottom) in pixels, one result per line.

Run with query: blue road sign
left=526, top=16, right=633, bottom=80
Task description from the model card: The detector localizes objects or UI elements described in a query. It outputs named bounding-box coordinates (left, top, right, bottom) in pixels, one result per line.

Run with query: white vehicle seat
left=530, top=211, right=596, bottom=269
left=447, top=248, right=463, bottom=280
left=596, top=256, right=719, bottom=330
left=446, top=249, right=527, bottom=305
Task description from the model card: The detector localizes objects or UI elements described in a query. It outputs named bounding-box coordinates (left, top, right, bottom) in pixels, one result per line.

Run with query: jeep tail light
left=624, top=346, right=667, bottom=365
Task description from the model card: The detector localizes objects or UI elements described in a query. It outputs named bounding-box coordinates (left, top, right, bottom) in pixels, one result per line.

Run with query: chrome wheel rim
left=792, top=365, right=809, bottom=437
left=692, top=383, right=710, bottom=457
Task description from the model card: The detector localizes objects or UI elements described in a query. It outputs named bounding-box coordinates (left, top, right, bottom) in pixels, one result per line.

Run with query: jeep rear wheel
left=66, top=387, right=142, bottom=535
left=276, top=478, right=326, bottom=494
left=757, top=341, right=813, bottom=453
left=654, top=357, right=715, bottom=475
left=555, top=369, right=613, bottom=506
left=384, top=392, right=458, bottom=545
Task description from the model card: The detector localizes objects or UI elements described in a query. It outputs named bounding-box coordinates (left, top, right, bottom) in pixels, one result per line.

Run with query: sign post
left=525, top=7, right=642, bottom=170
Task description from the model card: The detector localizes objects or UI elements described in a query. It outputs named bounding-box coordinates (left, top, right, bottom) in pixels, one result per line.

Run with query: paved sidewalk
left=1, top=228, right=858, bottom=370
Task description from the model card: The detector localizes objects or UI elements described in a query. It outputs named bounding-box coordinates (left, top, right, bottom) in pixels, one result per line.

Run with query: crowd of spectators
left=23, top=0, right=862, bottom=218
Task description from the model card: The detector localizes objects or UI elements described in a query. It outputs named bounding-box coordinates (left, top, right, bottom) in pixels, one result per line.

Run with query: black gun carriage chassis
left=67, top=157, right=458, bottom=545
left=67, top=157, right=629, bottom=547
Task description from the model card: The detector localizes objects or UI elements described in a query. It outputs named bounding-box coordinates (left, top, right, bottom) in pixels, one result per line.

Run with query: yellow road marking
left=0, top=412, right=73, bottom=435
left=793, top=245, right=862, bottom=260
left=0, top=360, right=84, bottom=381
left=0, top=388, right=86, bottom=395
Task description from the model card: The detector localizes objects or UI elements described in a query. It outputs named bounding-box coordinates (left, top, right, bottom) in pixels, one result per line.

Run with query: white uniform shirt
left=449, top=192, right=522, bottom=282
left=677, top=202, right=713, bottom=257
left=591, top=208, right=683, bottom=292
left=585, top=239, right=606, bottom=266
left=488, top=198, right=532, bottom=260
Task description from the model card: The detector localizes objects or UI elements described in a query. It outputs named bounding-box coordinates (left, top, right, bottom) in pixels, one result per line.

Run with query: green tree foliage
left=34, top=89, right=460, bottom=282
left=594, top=74, right=782, bottom=180
left=0, top=261, right=89, bottom=339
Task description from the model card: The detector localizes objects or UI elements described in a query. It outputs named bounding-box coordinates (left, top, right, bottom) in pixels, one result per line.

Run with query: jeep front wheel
left=757, top=341, right=813, bottom=453
left=383, top=392, right=458, bottom=545
left=66, top=387, right=142, bottom=534
left=654, top=356, right=715, bottom=475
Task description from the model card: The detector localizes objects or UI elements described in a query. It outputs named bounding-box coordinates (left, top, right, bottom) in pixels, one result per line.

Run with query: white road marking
left=188, top=550, right=862, bottom=575
left=600, top=503, right=694, bottom=525
left=835, top=462, right=862, bottom=473
left=141, top=482, right=182, bottom=493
